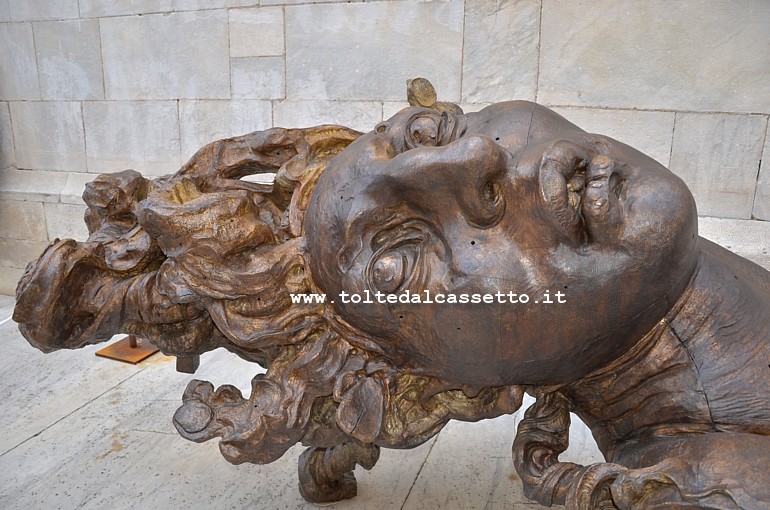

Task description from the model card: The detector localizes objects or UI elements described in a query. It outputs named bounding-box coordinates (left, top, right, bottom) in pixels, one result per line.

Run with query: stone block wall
left=0, top=0, right=769, bottom=294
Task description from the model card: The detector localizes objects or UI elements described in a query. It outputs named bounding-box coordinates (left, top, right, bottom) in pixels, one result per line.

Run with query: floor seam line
left=130, top=428, right=178, bottom=436
left=400, top=433, right=439, bottom=510
left=0, top=368, right=147, bottom=458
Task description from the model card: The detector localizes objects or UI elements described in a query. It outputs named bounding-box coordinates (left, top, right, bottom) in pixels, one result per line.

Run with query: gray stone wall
left=0, top=0, right=768, bottom=294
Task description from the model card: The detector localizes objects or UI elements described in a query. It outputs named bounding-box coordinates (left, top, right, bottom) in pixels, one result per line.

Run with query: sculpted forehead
left=305, top=101, right=585, bottom=282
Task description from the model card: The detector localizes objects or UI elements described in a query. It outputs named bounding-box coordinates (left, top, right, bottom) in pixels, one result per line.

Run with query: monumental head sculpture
left=13, top=80, right=770, bottom=509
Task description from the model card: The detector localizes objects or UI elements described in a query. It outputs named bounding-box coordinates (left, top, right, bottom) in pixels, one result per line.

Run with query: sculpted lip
left=533, top=143, right=632, bottom=247
left=580, top=155, right=626, bottom=240
left=537, top=153, right=589, bottom=244
left=567, top=163, right=587, bottom=216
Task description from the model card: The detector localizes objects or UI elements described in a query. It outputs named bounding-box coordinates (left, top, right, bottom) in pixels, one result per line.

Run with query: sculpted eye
left=367, top=224, right=431, bottom=294
left=372, top=252, right=408, bottom=293
left=369, top=243, right=420, bottom=294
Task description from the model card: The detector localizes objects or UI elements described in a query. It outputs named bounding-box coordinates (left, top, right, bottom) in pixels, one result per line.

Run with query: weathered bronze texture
left=13, top=80, right=770, bottom=509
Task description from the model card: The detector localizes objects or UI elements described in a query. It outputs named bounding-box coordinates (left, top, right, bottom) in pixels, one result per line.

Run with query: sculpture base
left=95, top=335, right=159, bottom=364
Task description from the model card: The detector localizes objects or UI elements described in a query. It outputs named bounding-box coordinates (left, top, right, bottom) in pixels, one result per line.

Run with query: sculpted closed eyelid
left=367, top=242, right=420, bottom=295
left=365, top=221, right=438, bottom=294
left=370, top=252, right=408, bottom=294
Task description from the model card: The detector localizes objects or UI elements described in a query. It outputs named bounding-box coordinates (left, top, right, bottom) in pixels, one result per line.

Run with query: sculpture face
left=307, top=103, right=700, bottom=386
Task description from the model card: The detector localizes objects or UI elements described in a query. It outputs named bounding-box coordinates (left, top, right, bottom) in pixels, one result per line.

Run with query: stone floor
left=0, top=217, right=767, bottom=510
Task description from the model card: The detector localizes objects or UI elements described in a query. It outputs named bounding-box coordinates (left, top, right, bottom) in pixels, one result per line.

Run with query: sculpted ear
left=336, top=377, right=385, bottom=443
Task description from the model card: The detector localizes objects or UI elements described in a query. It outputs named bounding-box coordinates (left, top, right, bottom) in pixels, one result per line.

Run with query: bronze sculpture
left=13, top=80, right=770, bottom=509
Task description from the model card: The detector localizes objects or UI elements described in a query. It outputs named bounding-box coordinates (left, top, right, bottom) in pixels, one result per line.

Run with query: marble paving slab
left=401, top=396, right=604, bottom=510
left=0, top=316, right=143, bottom=455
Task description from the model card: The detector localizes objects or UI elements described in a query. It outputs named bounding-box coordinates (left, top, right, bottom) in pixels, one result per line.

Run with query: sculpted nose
left=379, top=135, right=511, bottom=228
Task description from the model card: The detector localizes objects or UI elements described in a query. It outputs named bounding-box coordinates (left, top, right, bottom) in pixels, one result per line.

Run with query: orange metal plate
left=95, top=335, right=159, bottom=364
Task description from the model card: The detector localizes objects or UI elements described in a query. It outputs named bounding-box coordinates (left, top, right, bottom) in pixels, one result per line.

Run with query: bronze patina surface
left=13, top=81, right=770, bottom=509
